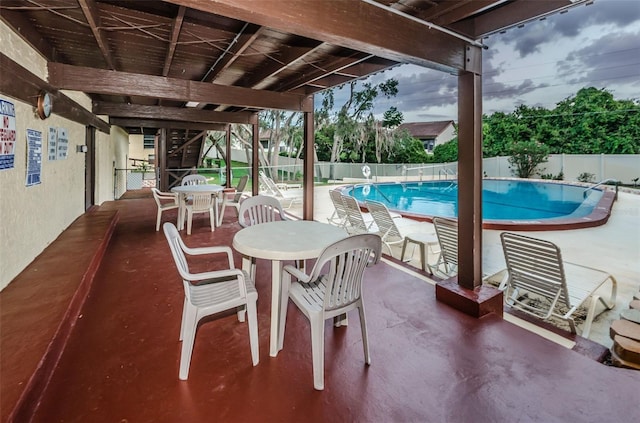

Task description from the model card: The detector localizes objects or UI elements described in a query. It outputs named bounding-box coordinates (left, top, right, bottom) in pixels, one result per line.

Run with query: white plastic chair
left=181, top=174, right=207, bottom=186
left=217, top=175, right=248, bottom=226
left=151, top=188, right=179, bottom=231
left=237, top=194, right=290, bottom=228
left=185, top=192, right=216, bottom=235
left=278, top=233, right=382, bottom=390
left=162, top=222, right=259, bottom=380
left=237, top=195, right=292, bottom=279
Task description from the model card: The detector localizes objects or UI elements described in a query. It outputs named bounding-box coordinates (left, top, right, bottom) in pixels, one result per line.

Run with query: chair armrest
left=283, top=264, right=311, bottom=283
left=182, top=244, right=235, bottom=267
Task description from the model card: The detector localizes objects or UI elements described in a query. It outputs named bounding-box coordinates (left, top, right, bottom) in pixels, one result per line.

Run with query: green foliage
left=507, top=141, right=550, bottom=178
left=432, top=139, right=458, bottom=163
left=539, top=171, right=564, bottom=181
left=382, top=106, right=404, bottom=128
left=482, top=87, right=640, bottom=158
left=577, top=172, right=595, bottom=183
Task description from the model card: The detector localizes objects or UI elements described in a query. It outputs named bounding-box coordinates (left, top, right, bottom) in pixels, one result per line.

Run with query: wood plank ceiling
left=0, top=0, right=588, bottom=133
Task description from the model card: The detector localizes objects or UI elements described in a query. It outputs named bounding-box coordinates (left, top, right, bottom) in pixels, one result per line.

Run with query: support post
left=435, top=52, right=503, bottom=318
left=302, top=103, right=314, bottom=220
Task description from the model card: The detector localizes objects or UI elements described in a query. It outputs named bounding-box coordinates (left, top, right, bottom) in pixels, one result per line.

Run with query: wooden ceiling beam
left=163, top=0, right=470, bottom=73
left=451, top=0, right=584, bottom=39
left=0, top=53, right=109, bottom=133
left=162, top=6, right=186, bottom=77
left=237, top=43, right=324, bottom=89
left=48, top=62, right=314, bottom=112
left=201, top=23, right=264, bottom=83
left=0, top=10, right=60, bottom=61
left=95, top=102, right=256, bottom=124
left=77, top=0, right=116, bottom=70
left=110, top=118, right=227, bottom=131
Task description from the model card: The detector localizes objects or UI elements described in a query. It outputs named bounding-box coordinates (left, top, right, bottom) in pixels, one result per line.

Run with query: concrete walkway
left=288, top=184, right=640, bottom=348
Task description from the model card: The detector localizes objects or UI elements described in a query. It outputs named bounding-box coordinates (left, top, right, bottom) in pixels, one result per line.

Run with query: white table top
left=171, top=184, right=224, bottom=194
left=233, top=220, right=348, bottom=261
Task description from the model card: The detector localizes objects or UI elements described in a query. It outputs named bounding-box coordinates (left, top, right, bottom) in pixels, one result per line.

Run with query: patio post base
left=435, top=277, right=503, bottom=318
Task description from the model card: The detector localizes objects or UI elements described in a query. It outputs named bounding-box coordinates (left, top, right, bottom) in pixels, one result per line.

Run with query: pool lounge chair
left=342, top=194, right=378, bottom=235
left=365, top=200, right=438, bottom=263
left=258, top=171, right=302, bottom=208
left=500, top=231, right=617, bottom=337
left=432, top=217, right=507, bottom=283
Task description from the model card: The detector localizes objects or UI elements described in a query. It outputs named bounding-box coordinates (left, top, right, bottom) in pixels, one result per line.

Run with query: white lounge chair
left=327, top=189, right=350, bottom=229
left=432, top=217, right=506, bottom=283
left=342, top=194, right=378, bottom=235
left=162, top=223, right=258, bottom=380
left=258, top=171, right=302, bottom=208
left=500, top=231, right=617, bottom=337
left=278, top=233, right=382, bottom=390
left=365, top=199, right=438, bottom=263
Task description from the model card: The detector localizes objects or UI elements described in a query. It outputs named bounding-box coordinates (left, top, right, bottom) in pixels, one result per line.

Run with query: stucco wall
left=0, top=22, right=126, bottom=290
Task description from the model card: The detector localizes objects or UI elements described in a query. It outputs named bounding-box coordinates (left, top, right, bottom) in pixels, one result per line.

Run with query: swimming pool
left=344, top=179, right=615, bottom=230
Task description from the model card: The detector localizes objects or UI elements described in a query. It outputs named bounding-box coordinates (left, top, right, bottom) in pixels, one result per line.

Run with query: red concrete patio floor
left=12, top=195, right=640, bottom=422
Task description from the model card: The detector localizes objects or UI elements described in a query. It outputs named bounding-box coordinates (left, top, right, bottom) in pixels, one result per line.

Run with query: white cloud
left=318, top=0, right=640, bottom=123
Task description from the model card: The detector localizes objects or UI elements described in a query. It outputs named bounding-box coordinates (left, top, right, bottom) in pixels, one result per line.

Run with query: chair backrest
left=342, top=194, right=372, bottom=233
left=237, top=195, right=286, bottom=227
left=163, top=222, right=191, bottom=280
left=182, top=174, right=207, bottom=186
left=307, top=234, right=382, bottom=312
left=433, top=217, right=458, bottom=267
left=329, top=189, right=349, bottom=223
left=190, top=192, right=214, bottom=212
left=500, top=232, right=571, bottom=311
left=258, top=171, right=284, bottom=197
left=365, top=200, right=401, bottom=242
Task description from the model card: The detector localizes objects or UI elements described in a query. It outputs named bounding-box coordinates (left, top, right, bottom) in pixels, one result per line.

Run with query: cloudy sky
left=319, top=0, right=640, bottom=123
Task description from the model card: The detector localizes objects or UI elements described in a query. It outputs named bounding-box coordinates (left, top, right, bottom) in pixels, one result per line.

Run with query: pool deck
left=289, top=184, right=640, bottom=349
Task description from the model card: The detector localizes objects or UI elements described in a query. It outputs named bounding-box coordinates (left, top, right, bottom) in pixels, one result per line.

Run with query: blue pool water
left=347, top=179, right=603, bottom=221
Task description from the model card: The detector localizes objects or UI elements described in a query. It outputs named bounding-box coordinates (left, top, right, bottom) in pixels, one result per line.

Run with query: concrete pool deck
left=288, top=184, right=640, bottom=349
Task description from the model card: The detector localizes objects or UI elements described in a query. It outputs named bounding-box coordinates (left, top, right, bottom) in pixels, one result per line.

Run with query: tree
left=507, top=140, right=550, bottom=178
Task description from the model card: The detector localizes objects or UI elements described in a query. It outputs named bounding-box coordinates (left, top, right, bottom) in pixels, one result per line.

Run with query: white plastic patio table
left=232, top=220, right=348, bottom=357
left=170, top=184, right=224, bottom=230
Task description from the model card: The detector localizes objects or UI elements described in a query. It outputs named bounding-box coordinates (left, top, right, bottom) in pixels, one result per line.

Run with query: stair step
left=620, top=309, right=640, bottom=325
left=611, top=335, right=640, bottom=368
left=610, top=319, right=640, bottom=342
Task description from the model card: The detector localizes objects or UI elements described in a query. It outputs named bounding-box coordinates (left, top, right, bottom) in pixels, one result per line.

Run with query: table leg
left=270, top=260, right=282, bottom=357
left=177, top=193, right=185, bottom=230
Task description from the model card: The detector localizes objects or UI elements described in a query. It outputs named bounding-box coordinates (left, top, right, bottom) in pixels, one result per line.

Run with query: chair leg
left=309, top=315, right=325, bottom=390
left=179, top=297, right=189, bottom=341
left=209, top=208, right=215, bottom=232
left=358, top=303, right=371, bottom=365
left=247, top=299, right=259, bottom=366
left=580, top=295, right=600, bottom=338
left=278, top=273, right=292, bottom=351
left=236, top=304, right=246, bottom=322
left=156, top=210, right=162, bottom=231
left=179, top=307, right=199, bottom=380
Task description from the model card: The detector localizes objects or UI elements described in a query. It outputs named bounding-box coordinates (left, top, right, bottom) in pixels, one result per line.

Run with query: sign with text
left=0, top=98, right=17, bottom=170
left=48, top=126, right=57, bottom=161
left=56, top=127, right=68, bottom=160
left=26, top=129, right=42, bottom=186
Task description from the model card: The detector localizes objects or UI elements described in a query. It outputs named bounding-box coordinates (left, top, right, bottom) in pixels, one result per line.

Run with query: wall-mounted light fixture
left=76, top=145, right=88, bottom=153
